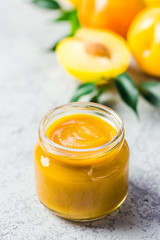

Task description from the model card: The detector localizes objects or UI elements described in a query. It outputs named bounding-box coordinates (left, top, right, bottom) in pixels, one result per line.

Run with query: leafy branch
left=32, top=0, right=61, bottom=10
left=32, top=0, right=80, bottom=51
left=70, top=72, right=160, bottom=116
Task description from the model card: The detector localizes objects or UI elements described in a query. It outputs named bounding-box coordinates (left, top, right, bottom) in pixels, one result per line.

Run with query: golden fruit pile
left=56, top=0, right=160, bottom=81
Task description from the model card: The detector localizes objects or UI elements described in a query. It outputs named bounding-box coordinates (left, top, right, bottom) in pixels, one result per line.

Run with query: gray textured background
left=1, top=0, right=160, bottom=239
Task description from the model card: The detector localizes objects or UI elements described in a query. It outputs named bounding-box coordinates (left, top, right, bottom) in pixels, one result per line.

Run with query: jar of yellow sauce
left=34, top=102, right=129, bottom=221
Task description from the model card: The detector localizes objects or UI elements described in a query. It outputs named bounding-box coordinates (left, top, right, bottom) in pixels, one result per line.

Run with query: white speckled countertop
left=0, top=1, right=160, bottom=239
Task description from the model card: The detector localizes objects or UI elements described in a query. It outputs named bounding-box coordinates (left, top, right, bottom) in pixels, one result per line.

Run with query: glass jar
left=34, top=102, right=129, bottom=221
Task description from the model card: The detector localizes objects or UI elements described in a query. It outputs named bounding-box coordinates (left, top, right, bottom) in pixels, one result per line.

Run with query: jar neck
left=39, top=102, right=124, bottom=165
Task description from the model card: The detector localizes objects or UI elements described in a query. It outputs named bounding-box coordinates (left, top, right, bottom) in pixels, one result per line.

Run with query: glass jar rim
left=39, top=102, right=124, bottom=158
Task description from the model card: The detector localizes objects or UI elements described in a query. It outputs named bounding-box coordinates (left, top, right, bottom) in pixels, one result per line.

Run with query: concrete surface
left=0, top=0, right=160, bottom=239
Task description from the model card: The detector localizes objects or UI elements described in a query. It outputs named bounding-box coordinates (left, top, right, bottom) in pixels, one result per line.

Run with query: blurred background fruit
left=145, top=0, right=160, bottom=6
left=77, top=0, right=145, bottom=37
left=128, top=7, right=160, bottom=77
left=56, top=28, right=131, bottom=82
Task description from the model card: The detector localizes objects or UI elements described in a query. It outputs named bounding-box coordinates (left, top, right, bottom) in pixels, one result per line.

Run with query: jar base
left=40, top=192, right=128, bottom=222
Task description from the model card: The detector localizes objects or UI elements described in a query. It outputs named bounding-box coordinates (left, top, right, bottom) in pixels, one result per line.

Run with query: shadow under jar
left=34, top=102, right=129, bottom=221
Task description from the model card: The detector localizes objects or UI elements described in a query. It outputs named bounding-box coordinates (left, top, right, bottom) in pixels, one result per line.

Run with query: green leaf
left=51, top=10, right=80, bottom=51
left=138, top=81, right=160, bottom=108
left=49, top=41, right=59, bottom=52
left=70, top=83, right=96, bottom=102
left=55, top=10, right=80, bottom=35
left=55, top=10, right=76, bottom=22
left=69, top=10, right=81, bottom=35
left=114, top=72, right=139, bottom=114
left=90, top=87, right=107, bottom=103
left=32, top=0, right=60, bottom=10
